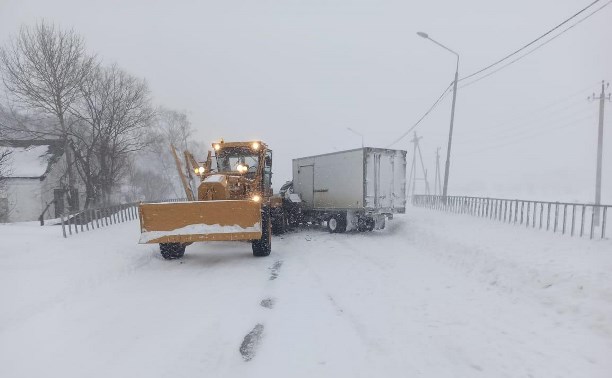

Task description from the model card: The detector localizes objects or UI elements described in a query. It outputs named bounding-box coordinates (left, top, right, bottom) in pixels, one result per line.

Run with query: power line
left=449, top=83, right=598, bottom=150
left=460, top=1, right=612, bottom=89
left=390, top=84, right=592, bottom=149
left=388, top=0, right=609, bottom=149
left=387, top=0, right=610, bottom=150
left=468, top=85, right=592, bottom=131
left=386, top=82, right=452, bottom=147
left=459, top=0, right=608, bottom=83
left=456, top=113, right=596, bottom=157
left=456, top=102, right=592, bottom=145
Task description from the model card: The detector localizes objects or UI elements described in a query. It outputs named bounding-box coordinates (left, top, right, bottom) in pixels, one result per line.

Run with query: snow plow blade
left=138, top=200, right=262, bottom=244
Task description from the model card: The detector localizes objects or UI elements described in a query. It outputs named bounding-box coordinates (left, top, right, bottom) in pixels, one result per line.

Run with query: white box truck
left=279, top=147, right=406, bottom=233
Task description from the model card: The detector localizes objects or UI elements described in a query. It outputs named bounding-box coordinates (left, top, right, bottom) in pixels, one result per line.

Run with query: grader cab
left=138, top=140, right=275, bottom=260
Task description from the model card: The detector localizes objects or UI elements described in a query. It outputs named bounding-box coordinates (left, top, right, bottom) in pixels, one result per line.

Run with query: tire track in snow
left=290, top=240, right=385, bottom=353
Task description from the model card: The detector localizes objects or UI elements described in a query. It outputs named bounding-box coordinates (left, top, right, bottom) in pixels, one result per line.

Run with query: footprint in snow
left=269, top=260, right=283, bottom=280
left=260, top=298, right=275, bottom=309
left=240, top=324, right=264, bottom=361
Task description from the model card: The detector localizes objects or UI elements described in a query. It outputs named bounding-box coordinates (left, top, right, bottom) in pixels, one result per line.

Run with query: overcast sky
left=1, top=0, right=610, bottom=202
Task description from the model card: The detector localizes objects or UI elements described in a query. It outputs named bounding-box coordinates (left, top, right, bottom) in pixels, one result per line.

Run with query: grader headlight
left=252, top=194, right=261, bottom=203
left=251, top=142, right=260, bottom=150
left=237, top=164, right=248, bottom=174
left=198, top=166, right=205, bottom=174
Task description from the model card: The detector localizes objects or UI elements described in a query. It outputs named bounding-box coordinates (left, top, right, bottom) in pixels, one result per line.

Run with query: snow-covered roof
left=0, top=140, right=64, bottom=179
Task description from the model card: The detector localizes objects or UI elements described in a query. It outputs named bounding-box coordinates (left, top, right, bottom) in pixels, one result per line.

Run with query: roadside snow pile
left=406, top=208, right=612, bottom=338
left=0, top=221, right=154, bottom=329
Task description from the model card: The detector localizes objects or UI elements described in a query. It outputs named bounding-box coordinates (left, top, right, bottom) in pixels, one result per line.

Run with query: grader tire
left=160, top=243, right=186, bottom=260
left=253, top=209, right=272, bottom=257
left=272, top=211, right=286, bottom=235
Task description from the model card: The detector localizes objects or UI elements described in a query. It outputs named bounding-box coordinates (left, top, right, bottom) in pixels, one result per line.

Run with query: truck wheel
left=288, top=212, right=300, bottom=229
left=160, top=243, right=186, bottom=260
left=357, top=217, right=375, bottom=232
left=366, top=218, right=375, bottom=232
left=253, top=209, right=272, bottom=257
left=327, top=213, right=347, bottom=233
left=357, top=218, right=367, bottom=232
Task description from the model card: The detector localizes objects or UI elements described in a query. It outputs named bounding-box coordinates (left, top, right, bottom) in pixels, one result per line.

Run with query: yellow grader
left=138, top=140, right=284, bottom=259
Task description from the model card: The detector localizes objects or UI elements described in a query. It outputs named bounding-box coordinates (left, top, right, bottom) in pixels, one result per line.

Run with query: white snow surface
left=139, top=222, right=261, bottom=243
left=1, top=208, right=611, bottom=377
left=5, top=146, right=51, bottom=177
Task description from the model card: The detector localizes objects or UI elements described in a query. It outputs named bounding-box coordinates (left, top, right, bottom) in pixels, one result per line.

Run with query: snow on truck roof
left=292, top=147, right=407, bottom=161
left=0, top=140, right=64, bottom=179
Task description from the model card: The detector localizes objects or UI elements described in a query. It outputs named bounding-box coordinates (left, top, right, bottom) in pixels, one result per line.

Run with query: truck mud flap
left=138, top=200, right=262, bottom=244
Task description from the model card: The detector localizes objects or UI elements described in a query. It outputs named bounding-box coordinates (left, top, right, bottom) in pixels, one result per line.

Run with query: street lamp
left=347, top=127, right=364, bottom=148
left=417, top=31, right=459, bottom=200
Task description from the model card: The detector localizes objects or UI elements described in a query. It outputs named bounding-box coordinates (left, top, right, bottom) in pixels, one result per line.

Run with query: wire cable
left=460, top=1, right=612, bottom=89
left=456, top=101, right=592, bottom=145
left=457, top=113, right=595, bottom=157
left=386, top=82, right=453, bottom=147
left=386, top=0, right=610, bottom=150
left=459, top=0, right=606, bottom=83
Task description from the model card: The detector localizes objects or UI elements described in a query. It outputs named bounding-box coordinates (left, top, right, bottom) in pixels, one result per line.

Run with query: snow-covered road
left=1, top=208, right=611, bottom=377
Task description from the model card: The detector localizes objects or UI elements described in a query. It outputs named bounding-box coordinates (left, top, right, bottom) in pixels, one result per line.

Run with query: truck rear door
left=365, top=149, right=407, bottom=212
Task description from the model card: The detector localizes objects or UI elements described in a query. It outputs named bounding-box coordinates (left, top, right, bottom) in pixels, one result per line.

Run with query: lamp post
left=417, top=31, right=459, bottom=200
left=347, top=127, right=364, bottom=148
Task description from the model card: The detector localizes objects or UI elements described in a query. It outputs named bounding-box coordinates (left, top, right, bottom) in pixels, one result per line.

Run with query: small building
left=0, top=140, right=83, bottom=223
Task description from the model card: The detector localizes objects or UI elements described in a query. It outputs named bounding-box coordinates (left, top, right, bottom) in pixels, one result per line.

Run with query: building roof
left=0, top=140, right=64, bottom=180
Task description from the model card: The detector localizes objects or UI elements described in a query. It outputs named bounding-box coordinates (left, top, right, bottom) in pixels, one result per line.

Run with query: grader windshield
left=216, top=147, right=259, bottom=175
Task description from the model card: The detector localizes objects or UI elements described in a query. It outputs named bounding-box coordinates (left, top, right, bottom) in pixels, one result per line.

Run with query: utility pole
left=589, top=81, right=611, bottom=226
left=416, top=31, right=460, bottom=201
left=434, top=147, right=442, bottom=195
left=443, top=64, right=459, bottom=200
left=407, top=132, right=431, bottom=196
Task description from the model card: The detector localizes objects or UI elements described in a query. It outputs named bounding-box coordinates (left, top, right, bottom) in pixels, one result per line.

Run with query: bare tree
left=0, top=114, right=13, bottom=185
left=0, top=147, right=11, bottom=185
left=70, top=64, right=154, bottom=206
left=0, top=129, right=12, bottom=221
left=155, top=107, right=192, bottom=151
left=67, top=65, right=108, bottom=207
left=0, top=21, right=95, bottom=210
left=124, top=158, right=174, bottom=202
left=144, top=107, right=197, bottom=197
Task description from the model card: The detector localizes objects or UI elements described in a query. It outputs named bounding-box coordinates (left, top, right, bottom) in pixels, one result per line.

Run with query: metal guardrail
left=412, top=195, right=609, bottom=240
left=60, top=202, right=139, bottom=238
left=60, top=198, right=187, bottom=238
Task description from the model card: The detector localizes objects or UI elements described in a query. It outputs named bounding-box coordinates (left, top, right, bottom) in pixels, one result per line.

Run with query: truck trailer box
left=292, top=147, right=407, bottom=215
